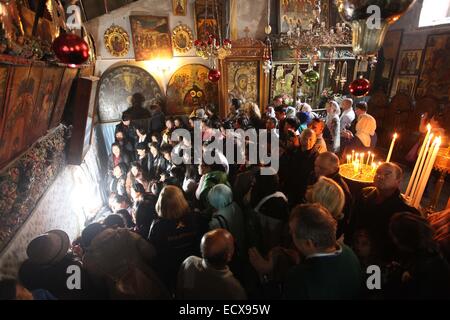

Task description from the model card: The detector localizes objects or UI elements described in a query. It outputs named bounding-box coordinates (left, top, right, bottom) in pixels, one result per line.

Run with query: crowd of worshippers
left=2, top=96, right=449, bottom=300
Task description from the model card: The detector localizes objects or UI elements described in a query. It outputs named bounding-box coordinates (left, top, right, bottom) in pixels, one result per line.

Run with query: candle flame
left=394, top=133, right=398, bottom=139
left=427, top=123, right=431, bottom=131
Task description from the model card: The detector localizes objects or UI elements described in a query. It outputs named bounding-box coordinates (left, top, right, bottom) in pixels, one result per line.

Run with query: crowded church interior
left=1, top=0, right=450, bottom=301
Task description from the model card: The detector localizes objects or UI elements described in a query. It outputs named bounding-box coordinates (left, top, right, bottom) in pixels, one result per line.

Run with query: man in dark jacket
left=280, top=128, right=318, bottom=207
left=347, top=162, right=420, bottom=264
left=115, top=113, right=137, bottom=147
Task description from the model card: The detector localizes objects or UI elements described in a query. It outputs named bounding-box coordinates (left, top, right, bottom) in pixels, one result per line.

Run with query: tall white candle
left=413, top=137, right=441, bottom=208
left=386, top=133, right=398, bottom=163
left=405, top=124, right=431, bottom=198
left=366, top=151, right=371, bottom=166
left=409, top=133, right=434, bottom=205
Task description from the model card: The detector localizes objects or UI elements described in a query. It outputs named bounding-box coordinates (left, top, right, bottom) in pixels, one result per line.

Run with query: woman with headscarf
left=207, top=184, right=246, bottom=255
left=341, top=113, right=377, bottom=159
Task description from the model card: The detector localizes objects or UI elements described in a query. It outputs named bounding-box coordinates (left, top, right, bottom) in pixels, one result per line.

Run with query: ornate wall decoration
left=0, top=125, right=69, bottom=253
left=172, top=24, right=193, bottom=54
left=104, top=25, right=130, bottom=57
left=218, top=38, right=269, bottom=117
left=416, top=32, right=450, bottom=99
left=129, top=15, right=172, bottom=61
left=172, top=0, right=187, bottom=16
left=166, top=64, right=218, bottom=115
left=97, top=65, right=163, bottom=122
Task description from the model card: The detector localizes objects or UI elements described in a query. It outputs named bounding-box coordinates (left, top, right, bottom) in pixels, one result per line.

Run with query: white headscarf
left=356, top=114, right=377, bottom=147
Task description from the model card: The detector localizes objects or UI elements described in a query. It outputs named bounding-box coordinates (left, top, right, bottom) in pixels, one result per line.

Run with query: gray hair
left=290, top=204, right=337, bottom=249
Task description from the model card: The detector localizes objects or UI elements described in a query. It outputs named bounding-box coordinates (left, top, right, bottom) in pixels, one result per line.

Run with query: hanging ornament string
left=202, top=0, right=208, bottom=41
left=213, top=0, right=220, bottom=44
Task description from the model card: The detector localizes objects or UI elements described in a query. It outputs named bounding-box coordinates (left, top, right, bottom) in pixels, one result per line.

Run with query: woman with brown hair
left=148, top=186, right=206, bottom=293
left=125, top=162, right=150, bottom=198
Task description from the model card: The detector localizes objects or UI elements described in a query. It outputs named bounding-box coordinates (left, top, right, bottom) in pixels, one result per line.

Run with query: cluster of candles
left=405, top=124, right=442, bottom=208
left=346, top=150, right=379, bottom=174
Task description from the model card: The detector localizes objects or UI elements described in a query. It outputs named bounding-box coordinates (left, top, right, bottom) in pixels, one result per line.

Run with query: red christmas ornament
left=208, top=69, right=221, bottom=82
left=52, top=33, right=89, bottom=65
left=349, top=76, right=371, bottom=97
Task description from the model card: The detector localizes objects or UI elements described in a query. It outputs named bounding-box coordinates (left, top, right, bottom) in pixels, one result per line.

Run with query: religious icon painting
left=104, top=25, right=130, bottom=57
left=172, top=24, right=193, bottom=54
left=173, top=0, right=187, bottom=16
left=398, top=50, right=422, bottom=75
left=129, top=15, right=173, bottom=61
left=166, top=64, right=218, bottom=115
left=49, top=67, right=78, bottom=129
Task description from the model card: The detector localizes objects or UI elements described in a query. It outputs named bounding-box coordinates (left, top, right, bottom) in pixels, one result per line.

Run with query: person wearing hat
left=18, top=230, right=99, bottom=299
left=83, top=228, right=170, bottom=299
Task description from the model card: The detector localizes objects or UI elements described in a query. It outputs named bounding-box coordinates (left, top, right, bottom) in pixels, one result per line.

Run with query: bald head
left=201, top=229, right=235, bottom=269
left=315, top=152, right=340, bottom=178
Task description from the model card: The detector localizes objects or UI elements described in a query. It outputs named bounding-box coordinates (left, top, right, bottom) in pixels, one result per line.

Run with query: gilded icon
left=172, top=24, right=193, bottom=54
left=104, top=25, right=130, bottom=57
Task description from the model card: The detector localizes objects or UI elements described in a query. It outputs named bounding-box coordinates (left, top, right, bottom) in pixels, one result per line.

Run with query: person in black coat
left=115, top=113, right=137, bottom=147
left=280, top=128, right=319, bottom=207
left=135, top=142, right=150, bottom=176
left=148, top=186, right=205, bottom=292
left=148, top=142, right=169, bottom=181
left=347, top=162, right=420, bottom=264
left=384, top=212, right=450, bottom=299
left=131, top=182, right=157, bottom=239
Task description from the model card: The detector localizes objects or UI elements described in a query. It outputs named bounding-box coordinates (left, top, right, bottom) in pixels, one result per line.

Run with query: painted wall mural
left=166, top=64, right=218, bottom=115
left=97, top=65, right=163, bottom=122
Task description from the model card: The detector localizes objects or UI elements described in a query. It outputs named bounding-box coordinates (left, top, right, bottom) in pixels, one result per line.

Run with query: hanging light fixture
left=263, top=0, right=273, bottom=75
left=194, top=0, right=231, bottom=82
left=335, top=0, right=417, bottom=95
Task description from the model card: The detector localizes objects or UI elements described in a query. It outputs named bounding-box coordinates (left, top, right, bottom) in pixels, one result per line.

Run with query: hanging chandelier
left=275, top=0, right=352, bottom=63
left=194, top=0, right=232, bottom=63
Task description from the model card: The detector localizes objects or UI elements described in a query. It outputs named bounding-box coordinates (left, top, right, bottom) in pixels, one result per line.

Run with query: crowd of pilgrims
left=2, top=95, right=449, bottom=300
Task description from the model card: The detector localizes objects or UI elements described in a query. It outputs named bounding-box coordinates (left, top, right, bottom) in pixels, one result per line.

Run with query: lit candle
left=371, top=162, right=377, bottom=173
left=409, top=133, right=434, bottom=205
left=366, top=151, right=371, bottom=166
left=413, top=137, right=441, bottom=208
left=360, top=153, right=365, bottom=166
left=405, top=124, right=431, bottom=199
left=386, top=133, right=398, bottom=163
left=347, top=154, right=351, bottom=165
left=351, top=150, right=355, bottom=162
left=371, top=154, right=375, bottom=166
